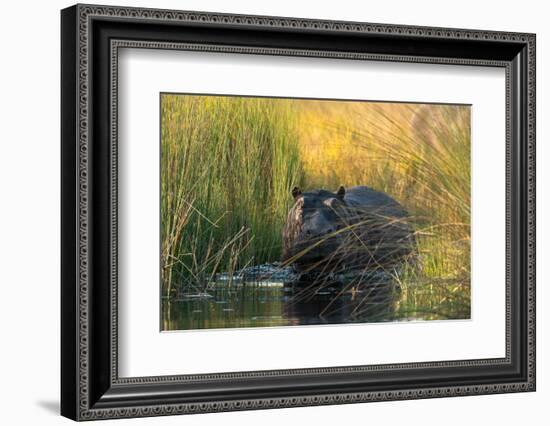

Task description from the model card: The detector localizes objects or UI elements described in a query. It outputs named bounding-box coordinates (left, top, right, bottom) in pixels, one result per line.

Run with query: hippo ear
left=291, top=186, right=302, bottom=200
left=336, top=185, right=346, bottom=199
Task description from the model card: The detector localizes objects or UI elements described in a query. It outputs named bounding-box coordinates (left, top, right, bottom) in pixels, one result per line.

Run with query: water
left=162, top=267, right=399, bottom=330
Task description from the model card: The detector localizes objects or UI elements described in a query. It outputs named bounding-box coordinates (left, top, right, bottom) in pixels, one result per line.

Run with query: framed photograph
left=61, top=4, right=536, bottom=421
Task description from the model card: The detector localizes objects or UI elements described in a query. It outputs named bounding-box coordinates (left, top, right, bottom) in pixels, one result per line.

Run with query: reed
left=296, top=101, right=471, bottom=319
left=161, top=94, right=303, bottom=297
left=161, top=95, right=471, bottom=320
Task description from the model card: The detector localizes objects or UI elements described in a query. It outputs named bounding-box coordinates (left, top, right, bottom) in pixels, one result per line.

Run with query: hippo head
left=281, top=186, right=348, bottom=270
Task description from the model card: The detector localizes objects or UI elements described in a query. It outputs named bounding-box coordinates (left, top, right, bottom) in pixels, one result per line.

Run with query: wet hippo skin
left=282, top=186, right=415, bottom=274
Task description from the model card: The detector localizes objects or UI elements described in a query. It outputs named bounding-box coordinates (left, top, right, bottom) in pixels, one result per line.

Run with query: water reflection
left=162, top=278, right=398, bottom=331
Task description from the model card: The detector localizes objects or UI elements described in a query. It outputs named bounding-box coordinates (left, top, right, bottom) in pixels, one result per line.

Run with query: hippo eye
left=323, top=198, right=341, bottom=209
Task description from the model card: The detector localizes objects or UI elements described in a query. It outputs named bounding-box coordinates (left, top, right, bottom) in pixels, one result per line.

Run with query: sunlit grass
left=161, top=95, right=471, bottom=321
left=296, top=101, right=470, bottom=319
left=161, top=95, right=303, bottom=297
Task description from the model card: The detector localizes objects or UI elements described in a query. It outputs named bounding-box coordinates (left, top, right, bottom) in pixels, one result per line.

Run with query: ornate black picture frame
left=61, top=4, right=536, bottom=421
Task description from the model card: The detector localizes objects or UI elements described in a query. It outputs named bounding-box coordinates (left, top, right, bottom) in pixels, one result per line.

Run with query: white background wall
left=0, top=0, right=546, bottom=424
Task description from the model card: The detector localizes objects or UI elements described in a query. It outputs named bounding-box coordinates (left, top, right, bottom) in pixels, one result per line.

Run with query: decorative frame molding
left=61, top=3, right=535, bottom=421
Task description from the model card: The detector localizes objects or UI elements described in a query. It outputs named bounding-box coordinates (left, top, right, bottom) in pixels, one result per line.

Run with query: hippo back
left=340, top=186, right=414, bottom=271
left=344, top=186, right=408, bottom=217
left=281, top=185, right=415, bottom=274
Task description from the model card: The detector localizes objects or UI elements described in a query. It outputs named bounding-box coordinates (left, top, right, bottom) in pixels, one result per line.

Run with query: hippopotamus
left=281, top=185, right=415, bottom=274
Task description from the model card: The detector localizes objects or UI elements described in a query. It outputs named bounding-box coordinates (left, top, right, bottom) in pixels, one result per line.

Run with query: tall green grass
left=161, top=95, right=303, bottom=297
left=357, top=105, right=471, bottom=320
left=296, top=102, right=471, bottom=319
left=161, top=95, right=471, bottom=321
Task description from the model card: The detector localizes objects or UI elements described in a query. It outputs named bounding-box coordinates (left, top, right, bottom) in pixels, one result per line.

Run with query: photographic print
left=61, top=7, right=535, bottom=418
left=160, top=94, right=471, bottom=331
